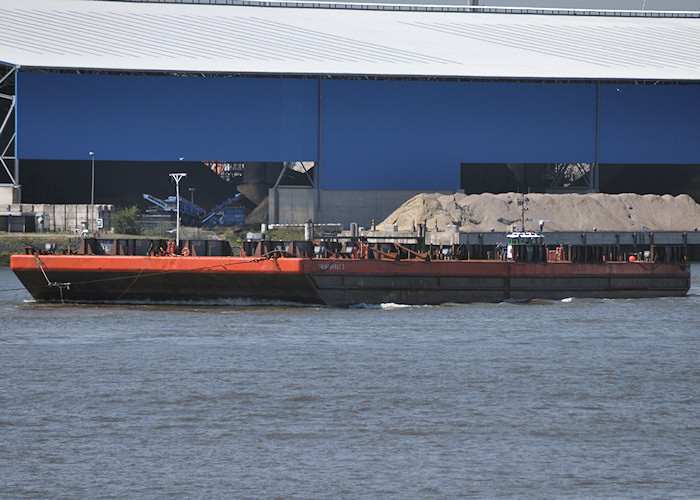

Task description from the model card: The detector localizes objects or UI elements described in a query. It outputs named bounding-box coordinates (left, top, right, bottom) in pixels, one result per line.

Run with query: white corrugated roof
left=1, top=0, right=699, bottom=80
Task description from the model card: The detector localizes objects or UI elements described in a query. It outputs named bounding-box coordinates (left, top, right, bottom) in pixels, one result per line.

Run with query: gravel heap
left=380, top=192, right=700, bottom=232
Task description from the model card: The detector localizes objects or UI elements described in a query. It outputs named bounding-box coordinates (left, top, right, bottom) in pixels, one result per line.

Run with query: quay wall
left=433, top=230, right=700, bottom=260
left=354, top=225, right=700, bottom=260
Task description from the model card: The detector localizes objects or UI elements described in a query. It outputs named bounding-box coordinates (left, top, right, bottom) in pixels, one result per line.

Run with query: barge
left=10, top=230, right=691, bottom=306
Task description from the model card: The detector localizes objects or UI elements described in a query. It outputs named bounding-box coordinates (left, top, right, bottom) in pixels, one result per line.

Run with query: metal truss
left=0, top=65, right=18, bottom=186
left=546, top=162, right=598, bottom=193
left=273, top=161, right=315, bottom=189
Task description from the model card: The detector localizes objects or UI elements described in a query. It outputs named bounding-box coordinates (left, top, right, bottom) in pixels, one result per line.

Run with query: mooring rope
left=34, top=254, right=71, bottom=303
left=113, top=266, right=146, bottom=302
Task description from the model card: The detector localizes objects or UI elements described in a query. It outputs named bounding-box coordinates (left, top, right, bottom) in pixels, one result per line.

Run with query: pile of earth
left=380, top=192, right=700, bottom=232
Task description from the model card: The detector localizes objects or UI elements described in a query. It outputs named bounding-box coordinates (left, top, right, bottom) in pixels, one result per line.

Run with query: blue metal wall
left=17, top=72, right=318, bottom=162
left=321, top=80, right=596, bottom=190
left=16, top=72, right=700, bottom=190
left=598, top=83, right=700, bottom=164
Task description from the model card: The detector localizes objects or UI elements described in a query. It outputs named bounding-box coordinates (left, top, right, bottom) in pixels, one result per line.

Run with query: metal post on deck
left=89, top=152, right=95, bottom=233
left=169, top=172, right=187, bottom=249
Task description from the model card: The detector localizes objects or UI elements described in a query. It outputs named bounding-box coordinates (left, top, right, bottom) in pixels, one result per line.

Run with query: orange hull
left=11, top=254, right=691, bottom=306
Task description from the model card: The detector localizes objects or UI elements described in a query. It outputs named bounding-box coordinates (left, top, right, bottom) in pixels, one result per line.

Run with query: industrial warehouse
left=4, top=5, right=700, bottom=499
left=1, top=0, right=700, bottom=233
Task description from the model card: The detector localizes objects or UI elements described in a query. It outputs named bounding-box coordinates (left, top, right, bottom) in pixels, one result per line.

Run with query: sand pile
left=380, top=192, right=700, bottom=232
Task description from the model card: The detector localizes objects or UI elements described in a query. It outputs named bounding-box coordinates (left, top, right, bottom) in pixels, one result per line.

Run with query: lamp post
left=169, top=172, right=187, bottom=249
left=189, top=187, right=195, bottom=204
left=89, top=151, right=95, bottom=233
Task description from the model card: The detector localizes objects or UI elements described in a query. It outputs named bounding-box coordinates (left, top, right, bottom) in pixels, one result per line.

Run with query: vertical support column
left=316, top=77, right=323, bottom=224
left=0, top=65, right=18, bottom=189
left=268, top=187, right=277, bottom=225
left=593, top=82, right=600, bottom=193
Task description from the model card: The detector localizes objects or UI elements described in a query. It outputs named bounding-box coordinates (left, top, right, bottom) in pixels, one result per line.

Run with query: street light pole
left=89, top=151, right=95, bottom=233
left=169, top=172, right=187, bottom=249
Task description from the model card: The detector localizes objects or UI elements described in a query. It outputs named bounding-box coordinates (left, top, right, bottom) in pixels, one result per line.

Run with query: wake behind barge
left=10, top=231, right=691, bottom=306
